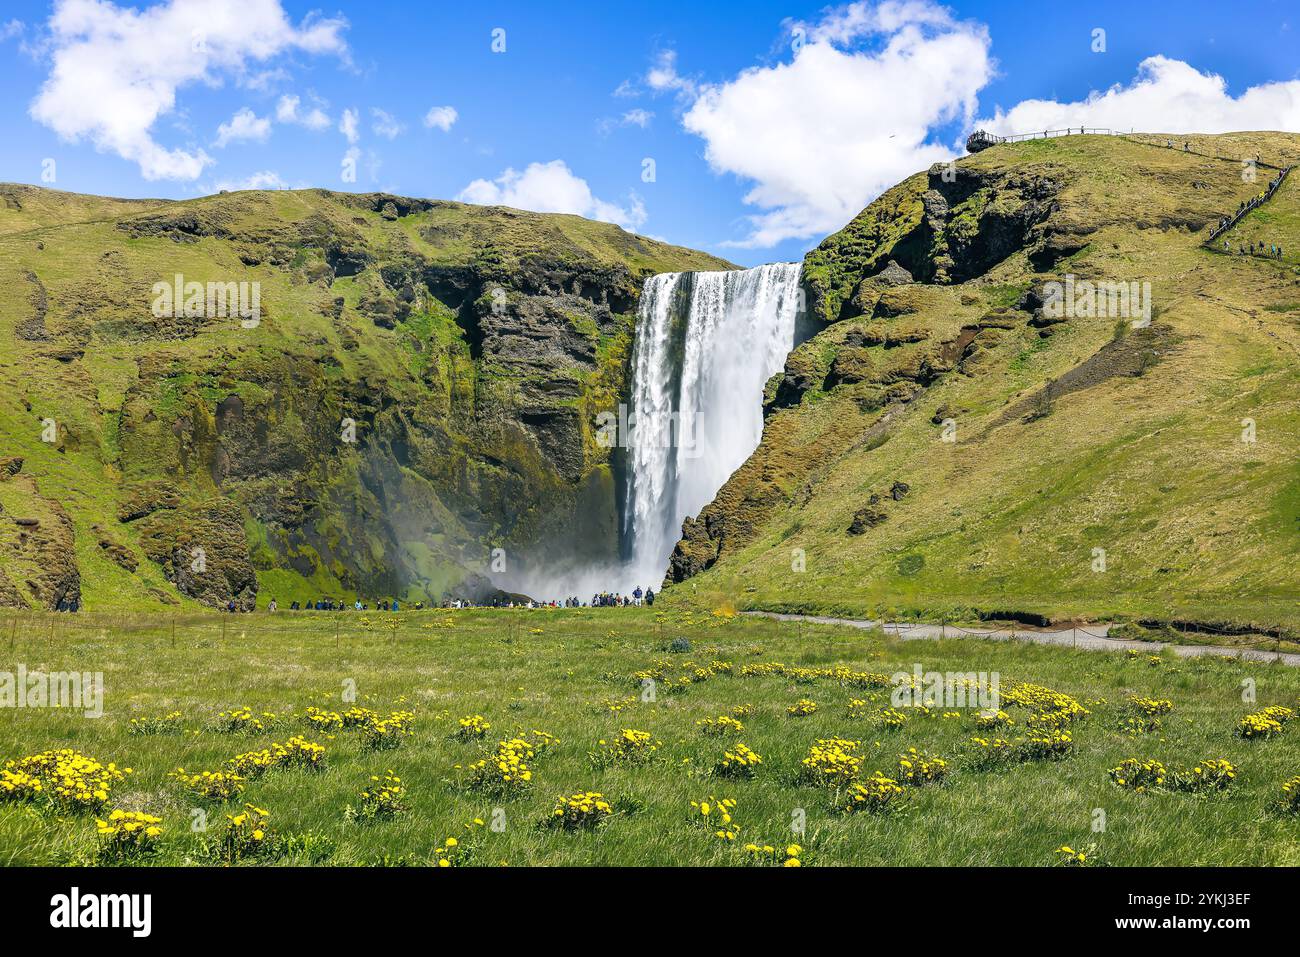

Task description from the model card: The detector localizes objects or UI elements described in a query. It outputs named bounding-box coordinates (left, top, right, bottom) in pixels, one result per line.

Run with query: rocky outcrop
left=803, top=163, right=1062, bottom=323
left=0, top=476, right=81, bottom=609
left=135, top=498, right=257, bottom=610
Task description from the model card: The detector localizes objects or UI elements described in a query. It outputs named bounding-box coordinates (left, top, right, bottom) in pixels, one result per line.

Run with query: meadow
left=0, top=607, right=1297, bottom=867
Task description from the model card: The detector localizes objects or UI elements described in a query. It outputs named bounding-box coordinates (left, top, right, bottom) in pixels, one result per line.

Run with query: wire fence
left=7, top=594, right=1300, bottom=669
left=856, top=611, right=1299, bottom=664
left=967, top=127, right=1121, bottom=151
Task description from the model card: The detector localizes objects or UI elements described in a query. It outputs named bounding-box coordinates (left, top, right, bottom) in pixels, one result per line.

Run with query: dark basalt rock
left=136, top=498, right=258, bottom=611
left=876, top=259, right=914, bottom=286
left=848, top=498, right=888, bottom=534
left=1029, top=233, right=1090, bottom=271
left=117, top=481, right=182, bottom=523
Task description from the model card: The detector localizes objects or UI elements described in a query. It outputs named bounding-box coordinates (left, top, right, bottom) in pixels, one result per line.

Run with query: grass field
left=1, top=608, right=1298, bottom=866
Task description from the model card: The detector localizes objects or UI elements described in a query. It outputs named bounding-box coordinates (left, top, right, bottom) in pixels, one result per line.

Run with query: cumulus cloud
left=423, top=105, right=458, bottom=131
left=457, top=160, right=647, bottom=230
left=1, top=19, right=24, bottom=41
left=977, top=55, right=1300, bottom=136
left=370, top=107, right=403, bottom=139
left=276, top=93, right=331, bottom=130
left=214, top=107, right=271, bottom=147
left=212, top=169, right=288, bottom=192
left=673, top=0, right=992, bottom=247
left=29, top=0, right=348, bottom=181
left=339, top=107, right=360, bottom=144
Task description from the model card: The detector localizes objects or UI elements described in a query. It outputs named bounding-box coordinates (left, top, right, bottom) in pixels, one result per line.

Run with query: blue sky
left=0, top=0, right=1297, bottom=266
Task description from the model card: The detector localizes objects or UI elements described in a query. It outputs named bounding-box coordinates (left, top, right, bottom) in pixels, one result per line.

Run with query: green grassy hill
left=666, top=132, right=1300, bottom=635
left=0, top=184, right=731, bottom=611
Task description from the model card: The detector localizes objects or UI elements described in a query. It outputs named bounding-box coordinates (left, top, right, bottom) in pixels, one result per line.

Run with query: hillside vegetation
left=667, top=132, right=1300, bottom=635
left=0, top=184, right=730, bottom=610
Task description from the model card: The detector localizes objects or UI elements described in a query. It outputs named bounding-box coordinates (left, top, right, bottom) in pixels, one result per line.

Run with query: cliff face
left=0, top=185, right=731, bottom=609
left=666, top=132, right=1300, bottom=633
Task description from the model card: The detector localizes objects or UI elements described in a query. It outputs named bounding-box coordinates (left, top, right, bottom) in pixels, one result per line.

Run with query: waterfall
left=621, top=262, right=804, bottom=590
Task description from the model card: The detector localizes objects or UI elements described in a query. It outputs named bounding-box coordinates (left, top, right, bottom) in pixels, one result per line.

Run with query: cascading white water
left=620, top=262, right=804, bottom=590
left=495, top=262, right=803, bottom=602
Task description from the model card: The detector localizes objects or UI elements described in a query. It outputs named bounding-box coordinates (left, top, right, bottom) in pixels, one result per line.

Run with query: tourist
left=645, top=587, right=655, bottom=606
left=268, top=597, right=277, bottom=612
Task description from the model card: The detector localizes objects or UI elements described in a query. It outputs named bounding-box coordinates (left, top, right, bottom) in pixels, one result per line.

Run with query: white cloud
left=597, top=108, right=655, bottom=135
left=339, top=107, right=360, bottom=144
left=674, top=0, right=993, bottom=247
left=212, top=169, right=288, bottom=192
left=621, top=108, right=654, bottom=128
left=423, top=105, right=458, bottom=131
left=804, top=0, right=955, bottom=43
left=29, top=0, right=348, bottom=181
left=457, top=160, right=647, bottom=230
left=1, top=19, right=24, bottom=41
left=977, top=55, right=1300, bottom=136
left=214, top=107, right=271, bottom=147
left=370, top=107, right=403, bottom=139
left=646, top=49, right=697, bottom=99
left=276, top=93, right=331, bottom=130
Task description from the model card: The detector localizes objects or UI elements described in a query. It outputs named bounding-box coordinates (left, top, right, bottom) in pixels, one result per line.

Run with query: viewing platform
left=966, top=127, right=1120, bottom=153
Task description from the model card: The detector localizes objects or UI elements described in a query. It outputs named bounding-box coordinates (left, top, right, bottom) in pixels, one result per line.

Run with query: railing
left=1205, top=165, right=1293, bottom=245
left=966, top=127, right=1119, bottom=152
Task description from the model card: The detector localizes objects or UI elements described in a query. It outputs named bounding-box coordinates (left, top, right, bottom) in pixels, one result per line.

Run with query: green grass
left=1, top=608, right=1297, bottom=866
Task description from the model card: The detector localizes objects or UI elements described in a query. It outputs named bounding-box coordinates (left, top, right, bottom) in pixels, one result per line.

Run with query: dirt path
left=744, top=611, right=1300, bottom=666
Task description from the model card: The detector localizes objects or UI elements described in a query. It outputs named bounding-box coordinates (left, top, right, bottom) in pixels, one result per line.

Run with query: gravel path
left=745, top=611, right=1300, bottom=667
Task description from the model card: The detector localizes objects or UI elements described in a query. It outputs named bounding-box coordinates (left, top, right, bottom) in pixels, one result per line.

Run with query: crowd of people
left=591, top=586, right=655, bottom=607
left=1223, top=238, right=1286, bottom=259
left=249, top=586, right=658, bottom=613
